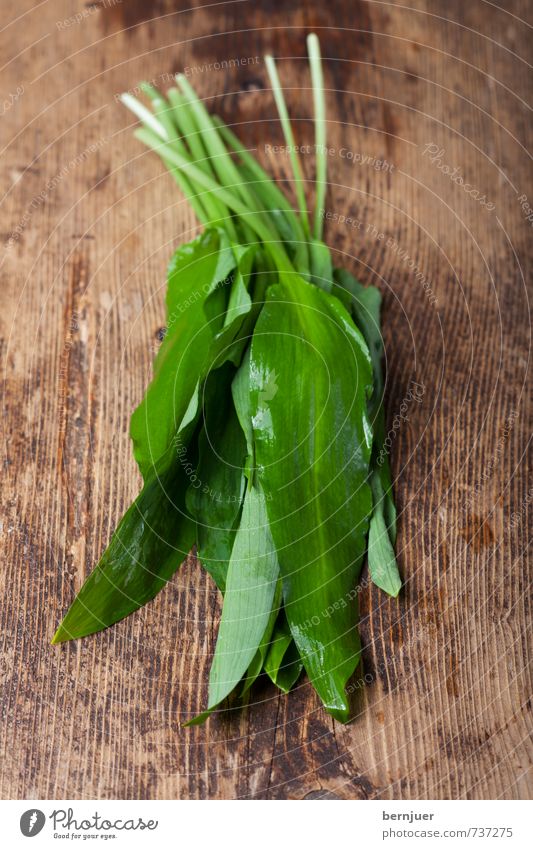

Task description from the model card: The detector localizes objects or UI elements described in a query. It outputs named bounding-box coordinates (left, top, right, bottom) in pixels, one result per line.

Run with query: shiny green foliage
left=54, top=35, right=402, bottom=724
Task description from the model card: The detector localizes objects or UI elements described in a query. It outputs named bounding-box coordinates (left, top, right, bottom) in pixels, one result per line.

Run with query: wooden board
left=1, top=0, right=531, bottom=800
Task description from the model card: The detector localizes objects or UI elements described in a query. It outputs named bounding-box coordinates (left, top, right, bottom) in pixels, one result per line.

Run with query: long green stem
left=177, top=76, right=259, bottom=214
left=138, top=84, right=209, bottom=224
left=307, top=34, right=327, bottom=240
left=120, top=92, right=168, bottom=140
left=213, top=116, right=307, bottom=244
left=164, top=88, right=237, bottom=237
left=122, top=90, right=234, bottom=233
left=264, top=54, right=311, bottom=238
left=176, top=76, right=265, bottom=246
left=135, top=127, right=293, bottom=274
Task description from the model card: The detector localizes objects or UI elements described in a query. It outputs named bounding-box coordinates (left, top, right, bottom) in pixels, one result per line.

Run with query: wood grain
left=0, top=0, right=531, bottom=800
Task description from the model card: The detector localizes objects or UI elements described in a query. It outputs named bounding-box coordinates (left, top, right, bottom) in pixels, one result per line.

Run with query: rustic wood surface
left=1, top=0, right=531, bottom=800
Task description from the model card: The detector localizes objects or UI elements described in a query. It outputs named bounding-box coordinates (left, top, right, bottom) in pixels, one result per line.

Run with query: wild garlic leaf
left=208, top=244, right=254, bottom=368
left=184, top=248, right=257, bottom=592
left=186, top=364, right=247, bottom=593
left=308, top=238, right=333, bottom=292
left=231, top=347, right=253, bottom=462
left=250, top=274, right=374, bottom=722
left=185, top=483, right=280, bottom=724
left=367, top=471, right=401, bottom=597
left=334, top=268, right=400, bottom=593
left=52, top=460, right=196, bottom=643
left=333, top=268, right=383, bottom=413
left=264, top=610, right=303, bottom=693
left=371, top=408, right=398, bottom=549
left=207, top=483, right=279, bottom=707
left=130, top=227, right=236, bottom=481
left=241, top=579, right=283, bottom=695
left=231, top=346, right=283, bottom=697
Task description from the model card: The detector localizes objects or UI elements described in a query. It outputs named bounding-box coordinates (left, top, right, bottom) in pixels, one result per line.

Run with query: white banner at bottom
left=1, top=799, right=530, bottom=848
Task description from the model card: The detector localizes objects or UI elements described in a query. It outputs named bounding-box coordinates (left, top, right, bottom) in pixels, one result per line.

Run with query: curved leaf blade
left=241, top=579, right=282, bottom=695
left=184, top=483, right=280, bottom=724
left=52, top=463, right=195, bottom=643
left=334, top=268, right=401, bottom=592
left=206, top=486, right=279, bottom=707
left=264, top=610, right=303, bottom=693
left=249, top=274, right=374, bottom=721
left=368, top=471, right=401, bottom=596
left=130, top=227, right=236, bottom=480
left=186, top=364, right=247, bottom=593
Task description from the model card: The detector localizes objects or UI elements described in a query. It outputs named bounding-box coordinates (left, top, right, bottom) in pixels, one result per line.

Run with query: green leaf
left=367, top=471, right=401, bottom=597
left=249, top=274, right=374, bottom=722
left=232, top=345, right=284, bottom=697
left=231, top=347, right=254, bottom=463
left=372, top=408, right=397, bottom=547
left=333, top=269, right=383, bottom=412
left=130, top=227, right=236, bottom=481
left=264, top=610, right=303, bottom=693
left=208, top=244, right=254, bottom=367
left=187, top=245, right=262, bottom=595
left=52, top=461, right=196, bottom=643
left=274, top=642, right=303, bottom=693
left=308, top=239, right=333, bottom=292
left=208, top=483, right=279, bottom=706
left=334, top=267, right=400, bottom=590
left=186, top=364, right=247, bottom=593
left=185, top=483, right=280, bottom=724
left=241, top=579, right=283, bottom=695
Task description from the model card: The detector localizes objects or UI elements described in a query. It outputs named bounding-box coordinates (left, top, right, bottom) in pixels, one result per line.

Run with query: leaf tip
left=325, top=703, right=352, bottom=724
left=181, top=710, right=211, bottom=728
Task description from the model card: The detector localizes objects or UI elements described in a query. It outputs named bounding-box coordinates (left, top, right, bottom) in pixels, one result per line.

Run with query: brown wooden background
left=1, top=0, right=531, bottom=800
